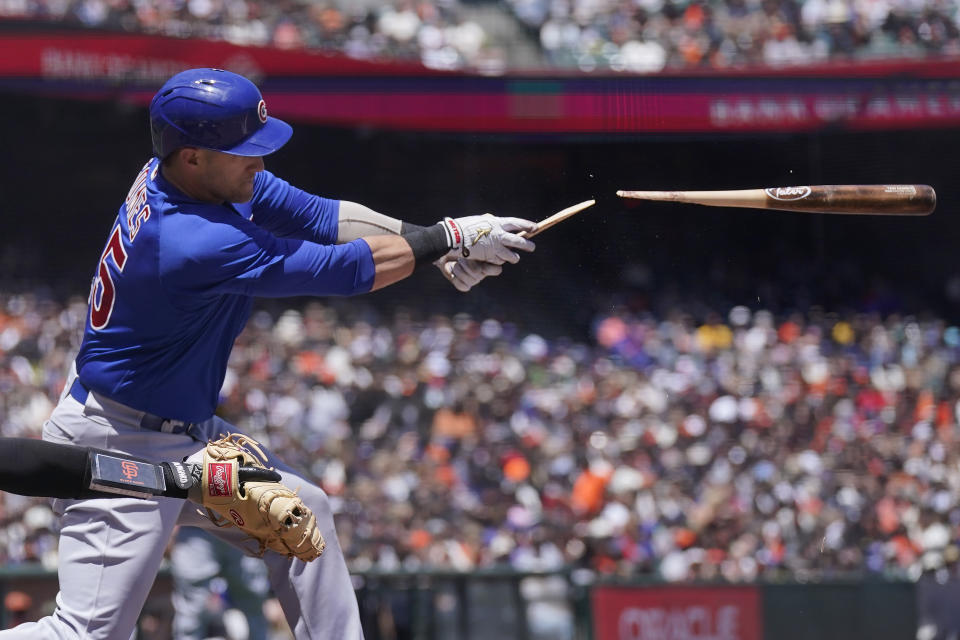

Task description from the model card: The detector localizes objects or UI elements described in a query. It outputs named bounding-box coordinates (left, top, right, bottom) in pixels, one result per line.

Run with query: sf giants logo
left=121, top=460, right=140, bottom=480
left=208, top=463, right=232, bottom=497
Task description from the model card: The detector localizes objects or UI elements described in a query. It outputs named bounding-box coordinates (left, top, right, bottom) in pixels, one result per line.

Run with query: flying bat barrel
left=615, top=185, right=936, bottom=216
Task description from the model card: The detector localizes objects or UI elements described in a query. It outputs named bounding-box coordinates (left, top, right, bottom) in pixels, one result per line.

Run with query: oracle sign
left=592, top=585, right=762, bottom=640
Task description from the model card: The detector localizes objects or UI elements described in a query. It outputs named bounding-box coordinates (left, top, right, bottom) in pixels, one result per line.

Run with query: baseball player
left=170, top=528, right=272, bottom=640
left=0, top=67, right=535, bottom=640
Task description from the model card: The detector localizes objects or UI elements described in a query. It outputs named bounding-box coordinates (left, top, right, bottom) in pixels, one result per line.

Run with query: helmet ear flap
left=150, top=86, right=191, bottom=159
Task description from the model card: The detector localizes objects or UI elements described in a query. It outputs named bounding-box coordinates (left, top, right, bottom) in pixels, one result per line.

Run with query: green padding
left=762, top=582, right=915, bottom=640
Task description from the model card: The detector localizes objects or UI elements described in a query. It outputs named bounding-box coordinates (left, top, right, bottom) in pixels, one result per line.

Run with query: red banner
left=1, top=23, right=960, bottom=133
left=0, top=28, right=435, bottom=79
left=592, top=585, right=763, bottom=640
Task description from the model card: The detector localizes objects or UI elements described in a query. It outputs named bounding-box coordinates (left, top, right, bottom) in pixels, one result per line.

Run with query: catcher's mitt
left=201, top=433, right=325, bottom=562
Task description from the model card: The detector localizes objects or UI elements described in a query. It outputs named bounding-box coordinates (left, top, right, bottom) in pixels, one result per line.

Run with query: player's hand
left=441, top=214, right=536, bottom=265
left=434, top=256, right=503, bottom=292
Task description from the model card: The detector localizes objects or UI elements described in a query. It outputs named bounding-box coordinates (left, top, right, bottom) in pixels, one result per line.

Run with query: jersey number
left=90, top=226, right=128, bottom=330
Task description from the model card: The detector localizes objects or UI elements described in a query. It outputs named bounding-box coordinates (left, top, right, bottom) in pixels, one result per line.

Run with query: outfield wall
left=0, top=567, right=924, bottom=639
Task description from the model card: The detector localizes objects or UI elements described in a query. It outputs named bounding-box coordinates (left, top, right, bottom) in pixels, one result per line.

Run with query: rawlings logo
left=229, top=509, right=245, bottom=527
left=257, top=99, right=268, bottom=124
left=208, top=463, right=232, bottom=497
left=765, top=186, right=811, bottom=201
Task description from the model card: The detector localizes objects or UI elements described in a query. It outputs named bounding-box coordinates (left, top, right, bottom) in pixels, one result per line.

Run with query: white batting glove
left=441, top=214, right=537, bottom=264
left=434, top=256, right=503, bottom=292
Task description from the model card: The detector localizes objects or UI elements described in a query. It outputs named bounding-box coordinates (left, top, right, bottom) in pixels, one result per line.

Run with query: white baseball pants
left=0, top=376, right=364, bottom=640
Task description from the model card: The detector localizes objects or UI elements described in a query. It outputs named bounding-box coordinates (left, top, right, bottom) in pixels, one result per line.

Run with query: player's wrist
left=403, top=222, right=453, bottom=266
left=439, top=217, right=464, bottom=254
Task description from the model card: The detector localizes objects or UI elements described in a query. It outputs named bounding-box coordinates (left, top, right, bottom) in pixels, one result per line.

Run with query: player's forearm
left=337, top=201, right=435, bottom=239
left=337, top=201, right=405, bottom=242
left=363, top=235, right=415, bottom=290
left=364, top=218, right=461, bottom=290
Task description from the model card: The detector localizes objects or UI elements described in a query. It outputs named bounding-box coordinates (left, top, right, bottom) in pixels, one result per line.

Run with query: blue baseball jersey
left=75, top=157, right=376, bottom=422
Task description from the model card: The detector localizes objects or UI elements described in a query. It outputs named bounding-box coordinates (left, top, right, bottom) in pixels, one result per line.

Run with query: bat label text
left=883, top=185, right=917, bottom=195
left=765, top=186, right=811, bottom=201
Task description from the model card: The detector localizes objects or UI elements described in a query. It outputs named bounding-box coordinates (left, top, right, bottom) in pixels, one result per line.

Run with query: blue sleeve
left=159, top=209, right=375, bottom=298
left=245, top=170, right=340, bottom=244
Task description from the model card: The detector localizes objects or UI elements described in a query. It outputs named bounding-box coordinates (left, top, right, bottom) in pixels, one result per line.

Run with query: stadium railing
left=0, top=564, right=924, bottom=639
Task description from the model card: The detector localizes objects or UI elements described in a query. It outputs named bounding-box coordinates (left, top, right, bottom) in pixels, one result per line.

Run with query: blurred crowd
left=2, top=0, right=960, bottom=72
left=0, top=0, right=500, bottom=71
left=507, top=0, right=960, bottom=71
left=3, top=291, right=960, bottom=587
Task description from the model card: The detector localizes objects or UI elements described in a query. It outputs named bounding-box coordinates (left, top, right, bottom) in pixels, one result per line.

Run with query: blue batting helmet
left=149, top=68, right=292, bottom=159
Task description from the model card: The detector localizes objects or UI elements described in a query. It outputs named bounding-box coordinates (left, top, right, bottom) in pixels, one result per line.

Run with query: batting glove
left=441, top=214, right=537, bottom=265
left=434, top=256, right=504, bottom=292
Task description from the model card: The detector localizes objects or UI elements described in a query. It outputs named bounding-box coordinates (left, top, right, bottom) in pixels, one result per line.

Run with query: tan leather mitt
left=201, top=433, right=326, bottom=562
